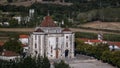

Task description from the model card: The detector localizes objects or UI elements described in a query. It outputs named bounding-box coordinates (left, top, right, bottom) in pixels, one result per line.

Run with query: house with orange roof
left=19, top=35, right=29, bottom=54
left=108, top=42, right=120, bottom=51
left=78, top=38, right=120, bottom=51
left=19, top=34, right=29, bottom=45
left=0, top=50, right=20, bottom=61
left=78, top=38, right=107, bottom=45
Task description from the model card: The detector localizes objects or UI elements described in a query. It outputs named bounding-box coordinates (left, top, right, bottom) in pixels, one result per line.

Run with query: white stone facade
left=28, top=16, right=74, bottom=59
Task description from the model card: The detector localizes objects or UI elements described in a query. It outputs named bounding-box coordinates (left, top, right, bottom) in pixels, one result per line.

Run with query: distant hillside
left=77, top=8, right=120, bottom=24
left=0, top=0, right=120, bottom=28
left=0, top=0, right=72, bottom=6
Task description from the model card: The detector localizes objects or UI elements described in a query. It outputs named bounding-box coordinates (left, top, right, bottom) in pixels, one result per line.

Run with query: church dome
left=40, top=16, right=57, bottom=27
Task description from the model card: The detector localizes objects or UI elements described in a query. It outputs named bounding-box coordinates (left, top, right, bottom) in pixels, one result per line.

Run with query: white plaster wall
left=19, top=38, right=28, bottom=45
left=0, top=56, right=20, bottom=61
left=31, top=34, right=45, bottom=57
left=28, top=29, right=74, bottom=59
left=47, top=37, right=56, bottom=59
left=109, top=45, right=120, bottom=50
left=58, top=37, right=63, bottom=59
left=41, top=35, right=45, bottom=56
left=63, top=33, right=74, bottom=58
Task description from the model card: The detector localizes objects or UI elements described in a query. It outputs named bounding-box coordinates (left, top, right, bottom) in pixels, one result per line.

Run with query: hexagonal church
left=28, top=15, right=74, bottom=59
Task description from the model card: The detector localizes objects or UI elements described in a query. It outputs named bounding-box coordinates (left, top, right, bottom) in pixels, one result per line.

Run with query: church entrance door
left=56, top=50, right=59, bottom=58
left=65, top=49, right=69, bottom=57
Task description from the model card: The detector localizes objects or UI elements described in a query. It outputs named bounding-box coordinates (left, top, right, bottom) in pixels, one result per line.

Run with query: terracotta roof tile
left=19, top=35, right=29, bottom=38
left=78, top=38, right=102, bottom=43
left=40, top=16, right=57, bottom=27
left=0, top=51, right=19, bottom=57
left=108, top=42, right=120, bottom=48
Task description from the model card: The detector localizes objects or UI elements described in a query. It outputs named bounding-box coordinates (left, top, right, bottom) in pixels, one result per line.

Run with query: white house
left=19, top=35, right=29, bottom=45
left=19, top=35, right=29, bottom=54
left=3, top=22, right=9, bottom=26
left=108, top=42, right=120, bottom=51
left=28, top=15, right=74, bottom=59
left=0, top=51, right=20, bottom=61
left=13, top=16, right=21, bottom=24
left=79, top=38, right=107, bottom=45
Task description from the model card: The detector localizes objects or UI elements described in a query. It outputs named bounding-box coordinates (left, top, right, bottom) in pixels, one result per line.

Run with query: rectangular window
left=35, top=43, right=37, bottom=48
left=51, top=46, right=53, bottom=53
left=56, top=37, right=58, bottom=46
left=66, top=42, right=68, bottom=47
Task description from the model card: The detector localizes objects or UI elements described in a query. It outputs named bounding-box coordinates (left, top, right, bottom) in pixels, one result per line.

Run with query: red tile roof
left=108, top=42, right=120, bottom=48
left=0, top=51, right=19, bottom=57
left=40, top=16, right=57, bottom=27
left=35, top=28, right=43, bottom=32
left=78, top=38, right=102, bottom=43
left=19, top=35, right=29, bottom=38
left=62, top=28, right=71, bottom=31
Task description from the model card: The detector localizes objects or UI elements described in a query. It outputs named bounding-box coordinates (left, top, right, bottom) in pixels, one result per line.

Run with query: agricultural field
left=80, top=21, right=120, bottom=31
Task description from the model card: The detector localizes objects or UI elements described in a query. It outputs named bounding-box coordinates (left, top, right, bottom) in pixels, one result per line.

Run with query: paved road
left=66, top=55, right=116, bottom=68
left=0, top=28, right=119, bottom=34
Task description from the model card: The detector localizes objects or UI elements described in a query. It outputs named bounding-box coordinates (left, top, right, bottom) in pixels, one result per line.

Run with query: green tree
left=9, top=19, right=19, bottom=28
left=93, top=44, right=109, bottom=59
left=54, top=60, right=70, bottom=68
left=3, top=34, right=22, bottom=53
left=110, top=51, right=120, bottom=66
left=42, top=57, right=50, bottom=68
left=21, top=56, right=36, bottom=68
left=36, top=56, right=42, bottom=68
left=101, top=51, right=112, bottom=63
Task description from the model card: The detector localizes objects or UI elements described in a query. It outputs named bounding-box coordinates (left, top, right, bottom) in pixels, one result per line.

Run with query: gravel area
left=67, top=55, right=116, bottom=68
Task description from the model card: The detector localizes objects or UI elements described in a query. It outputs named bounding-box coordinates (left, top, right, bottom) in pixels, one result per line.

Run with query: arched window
left=35, top=51, right=37, bottom=54
left=66, top=36, right=68, bottom=38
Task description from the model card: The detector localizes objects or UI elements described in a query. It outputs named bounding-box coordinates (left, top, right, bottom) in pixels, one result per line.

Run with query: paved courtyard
left=66, top=54, right=116, bottom=68
left=50, top=54, right=116, bottom=68
left=69, top=59, right=116, bottom=68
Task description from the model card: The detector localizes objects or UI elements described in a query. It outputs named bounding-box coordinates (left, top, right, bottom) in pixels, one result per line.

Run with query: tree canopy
left=3, top=33, right=22, bottom=53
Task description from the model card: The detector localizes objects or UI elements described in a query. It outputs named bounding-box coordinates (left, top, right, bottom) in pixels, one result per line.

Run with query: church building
left=28, top=15, right=74, bottom=59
